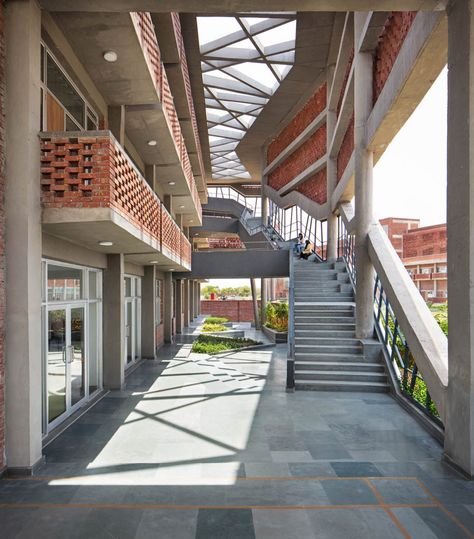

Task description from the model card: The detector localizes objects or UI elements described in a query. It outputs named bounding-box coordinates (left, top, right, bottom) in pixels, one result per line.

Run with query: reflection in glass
left=48, top=265, right=82, bottom=301
left=48, top=309, right=66, bottom=422
left=70, top=307, right=85, bottom=407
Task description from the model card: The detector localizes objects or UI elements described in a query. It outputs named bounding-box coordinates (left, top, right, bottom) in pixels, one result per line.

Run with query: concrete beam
left=175, top=250, right=289, bottom=279
left=39, top=1, right=447, bottom=12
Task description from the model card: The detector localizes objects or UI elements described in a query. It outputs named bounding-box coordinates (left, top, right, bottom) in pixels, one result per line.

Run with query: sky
left=207, top=67, right=448, bottom=288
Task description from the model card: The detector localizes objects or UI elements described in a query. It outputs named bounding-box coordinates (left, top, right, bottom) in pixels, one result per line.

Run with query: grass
left=202, top=323, right=227, bottom=332
left=191, top=334, right=261, bottom=355
left=204, top=316, right=229, bottom=325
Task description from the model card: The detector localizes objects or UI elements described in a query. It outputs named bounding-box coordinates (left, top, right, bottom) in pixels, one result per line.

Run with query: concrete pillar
left=445, top=0, right=474, bottom=477
left=141, top=265, right=156, bottom=359
left=164, top=194, right=173, bottom=215
left=196, top=282, right=201, bottom=316
left=163, top=272, right=173, bottom=343
left=4, top=0, right=43, bottom=471
left=175, top=279, right=183, bottom=334
left=145, top=164, right=156, bottom=190
left=183, top=279, right=190, bottom=327
left=354, top=13, right=375, bottom=340
left=108, top=105, right=125, bottom=146
left=326, top=99, right=338, bottom=262
left=262, top=195, right=269, bottom=226
left=260, top=278, right=267, bottom=327
left=189, top=280, right=195, bottom=322
left=251, top=278, right=260, bottom=329
left=175, top=213, right=183, bottom=229
left=103, top=254, right=125, bottom=389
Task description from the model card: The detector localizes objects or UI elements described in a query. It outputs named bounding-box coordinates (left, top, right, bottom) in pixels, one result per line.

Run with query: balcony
left=50, top=11, right=203, bottom=225
left=40, top=131, right=191, bottom=271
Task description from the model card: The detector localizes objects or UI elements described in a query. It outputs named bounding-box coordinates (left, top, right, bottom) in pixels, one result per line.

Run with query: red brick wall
left=267, top=84, right=326, bottom=163
left=296, top=169, right=327, bottom=204
left=337, top=115, right=354, bottom=182
left=207, top=237, right=244, bottom=249
left=402, top=224, right=447, bottom=259
left=0, top=0, right=4, bottom=473
left=373, top=12, right=417, bottom=103
left=201, top=300, right=261, bottom=323
left=268, top=126, right=326, bottom=191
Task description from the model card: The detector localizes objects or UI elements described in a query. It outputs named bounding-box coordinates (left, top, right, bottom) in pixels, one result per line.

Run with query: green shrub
left=202, top=323, right=227, bottom=332
left=204, top=316, right=229, bottom=325
left=265, top=301, right=288, bottom=332
left=192, top=334, right=260, bottom=354
left=430, top=303, right=448, bottom=336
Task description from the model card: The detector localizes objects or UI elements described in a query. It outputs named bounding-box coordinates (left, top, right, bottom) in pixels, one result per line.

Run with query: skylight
left=197, top=14, right=297, bottom=181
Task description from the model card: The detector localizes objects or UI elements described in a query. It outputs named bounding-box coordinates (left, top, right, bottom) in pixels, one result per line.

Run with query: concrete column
left=189, top=280, right=195, bottom=322
left=326, top=98, right=338, bottom=262
left=4, top=0, right=43, bottom=471
left=262, top=195, right=269, bottom=226
left=445, top=0, right=474, bottom=477
left=175, top=279, right=183, bottom=334
left=196, top=282, right=201, bottom=316
left=260, top=278, right=267, bottom=326
left=145, top=164, right=156, bottom=190
left=141, top=265, right=156, bottom=359
left=251, top=278, right=260, bottom=329
left=175, top=213, right=183, bottom=229
left=354, top=13, right=375, bottom=340
left=163, top=272, right=173, bottom=343
left=108, top=105, right=125, bottom=146
left=183, top=279, right=190, bottom=327
left=103, top=254, right=125, bottom=389
left=164, top=194, right=173, bottom=215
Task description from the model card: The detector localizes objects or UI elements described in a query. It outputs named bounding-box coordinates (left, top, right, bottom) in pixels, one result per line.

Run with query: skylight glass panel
left=198, top=13, right=296, bottom=180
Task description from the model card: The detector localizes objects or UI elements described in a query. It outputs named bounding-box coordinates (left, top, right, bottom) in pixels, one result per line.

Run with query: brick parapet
left=40, top=132, right=190, bottom=267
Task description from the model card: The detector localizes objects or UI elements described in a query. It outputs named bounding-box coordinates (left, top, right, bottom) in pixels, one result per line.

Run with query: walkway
left=0, top=344, right=473, bottom=538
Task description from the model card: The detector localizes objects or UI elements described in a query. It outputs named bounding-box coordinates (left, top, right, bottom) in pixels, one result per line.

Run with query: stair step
left=296, top=322, right=356, bottom=328
left=295, top=336, right=361, bottom=345
left=294, top=352, right=375, bottom=362
left=294, top=380, right=390, bottom=393
left=296, top=331, right=356, bottom=339
left=295, top=345, right=362, bottom=354
left=294, top=361, right=385, bottom=372
left=295, top=370, right=387, bottom=383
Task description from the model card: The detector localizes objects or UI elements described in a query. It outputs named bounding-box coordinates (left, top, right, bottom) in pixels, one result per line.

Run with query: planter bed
left=263, top=325, right=288, bottom=343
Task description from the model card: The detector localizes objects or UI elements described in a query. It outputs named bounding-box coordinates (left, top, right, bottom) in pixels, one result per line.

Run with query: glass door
left=47, top=309, right=67, bottom=423
left=46, top=304, right=87, bottom=427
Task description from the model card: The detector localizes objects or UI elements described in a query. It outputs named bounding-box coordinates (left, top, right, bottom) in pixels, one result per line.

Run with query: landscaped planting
left=191, top=334, right=261, bottom=354
left=202, top=323, right=227, bottom=332
left=204, top=316, right=229, bottom=325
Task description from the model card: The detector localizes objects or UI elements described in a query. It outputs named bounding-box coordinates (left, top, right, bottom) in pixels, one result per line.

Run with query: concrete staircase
left=293, top=259, right=389, bottom=392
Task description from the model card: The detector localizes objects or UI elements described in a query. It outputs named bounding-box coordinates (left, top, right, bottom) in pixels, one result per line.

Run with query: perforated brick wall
left=337, top=115, right=354, bottom=182
left=41, top=133, right=188, bottom=265
left=373, top=12, right=417, bottom=103
left=267, top=84, right=327, bottom=163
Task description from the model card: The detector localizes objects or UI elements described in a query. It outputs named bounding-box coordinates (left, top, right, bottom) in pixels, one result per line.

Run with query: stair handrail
left=287, top=249, right=296, bottom=390
left=338, top=206, right=448, bottom=422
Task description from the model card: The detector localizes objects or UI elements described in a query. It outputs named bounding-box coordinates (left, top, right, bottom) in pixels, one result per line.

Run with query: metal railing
left=287, top=250, right=295, bottom=389
left=339, top=216, right=441, bottom=422
left=269, top=200, right=327, bottom=260
left=207, top=186, right=262, bottom=217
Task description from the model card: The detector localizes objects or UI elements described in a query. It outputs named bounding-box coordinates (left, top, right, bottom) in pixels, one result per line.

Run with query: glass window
left=124, top=277, right=132, bottom=297
left=89, top=271, right=100, bottom=299
left=46, top=53, right=85, bottom=127
left=47, top=264, right=83, bottom=301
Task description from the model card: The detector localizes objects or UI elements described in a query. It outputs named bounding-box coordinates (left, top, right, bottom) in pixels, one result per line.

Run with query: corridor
left=0, top=344, right=472, bottom=538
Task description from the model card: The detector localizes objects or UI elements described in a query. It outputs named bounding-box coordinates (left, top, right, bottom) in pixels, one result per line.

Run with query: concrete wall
left=0, top=0, right=5, bottom=473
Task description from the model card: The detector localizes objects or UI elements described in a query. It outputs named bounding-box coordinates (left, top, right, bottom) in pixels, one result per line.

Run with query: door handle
left=62, top=346, right=67, bottom=364
left=68, top=345, right=75, bottom=364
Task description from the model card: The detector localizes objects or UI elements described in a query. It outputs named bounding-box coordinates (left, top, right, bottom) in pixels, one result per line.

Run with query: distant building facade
left=380, top=218, right=447, bottom=303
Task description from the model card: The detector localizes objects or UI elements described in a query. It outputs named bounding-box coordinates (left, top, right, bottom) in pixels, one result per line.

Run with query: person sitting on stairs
left=299, top=239, right=314, bottom=260
left=294, top=233, right=305, bottom=255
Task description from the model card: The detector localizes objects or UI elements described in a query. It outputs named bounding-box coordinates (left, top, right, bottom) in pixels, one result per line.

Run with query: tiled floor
left=0, top=344, right=473, bottom=538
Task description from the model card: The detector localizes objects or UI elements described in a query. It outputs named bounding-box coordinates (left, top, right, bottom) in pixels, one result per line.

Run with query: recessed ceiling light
left=194, top=233, right=199, bottom=236
left=179, top=205, right=185, bottom=209
left=98, top=241, right=114, bottom=246
left=103, top=50, right=118, bottom=63
left=168, top=268, right=174, bottom=272
left=189, top=219, right=194, bottom=223
left=149, top=260, right=159, bottom=264
left=168, top=181, right=176, bottom=186
left=147, top=140, right=157, bottom=146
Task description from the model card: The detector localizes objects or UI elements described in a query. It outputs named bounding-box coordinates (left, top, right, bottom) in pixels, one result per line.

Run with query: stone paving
left=0, top=344, right=472, bottom=538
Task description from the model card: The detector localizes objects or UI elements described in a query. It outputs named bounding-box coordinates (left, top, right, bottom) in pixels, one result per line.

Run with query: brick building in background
left=380, top=218, right=447, bottom=303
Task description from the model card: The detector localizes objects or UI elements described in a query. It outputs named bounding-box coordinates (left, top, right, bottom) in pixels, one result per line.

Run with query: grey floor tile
left=321, top=479, right=379, bottom=505
left=196, top=509, right=255, bottom=539
left=135, top=509, right=198, bottom=539
left=305, top=508, right=405, bottom=538
left=394, top=507, right=471, bottom=539
left=289, top=462, right=338, bottom=477
left=244, top=462, right=291, bottom=478
left=330, top=461, right=382, bottom=477
left=253, top=509, right=316, bottom=539
left=370, top=478, right=433, bottom=504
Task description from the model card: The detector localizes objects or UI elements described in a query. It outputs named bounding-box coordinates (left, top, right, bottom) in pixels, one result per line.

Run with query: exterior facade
left=0, top=0, right=473, bottom=483
left=381, top=218, right=448, bottom=303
